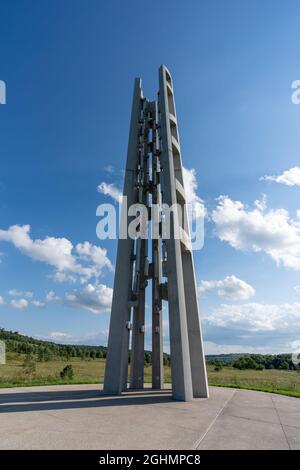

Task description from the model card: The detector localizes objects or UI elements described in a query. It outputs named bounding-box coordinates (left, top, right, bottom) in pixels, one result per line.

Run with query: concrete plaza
left=0, top=384, right=299, bottom=449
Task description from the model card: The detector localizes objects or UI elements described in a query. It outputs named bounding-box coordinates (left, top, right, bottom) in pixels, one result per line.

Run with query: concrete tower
left=104, top=65, right=209, bottom=401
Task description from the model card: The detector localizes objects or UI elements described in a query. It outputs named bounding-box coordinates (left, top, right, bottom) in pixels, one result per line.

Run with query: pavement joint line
left=279, top=423, right=300, bottom=430
left=192, top=388, right=237, bottom=450
left=271, top=395, right=292, bottom=450
left=218, top=412, right=283, bottom=427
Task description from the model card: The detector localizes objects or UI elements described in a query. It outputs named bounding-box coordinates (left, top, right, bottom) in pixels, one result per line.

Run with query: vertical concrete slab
left=151, top=100, right=164, bottom=390
left=182, top=251, right=209, bottom=398
left=159, top=64, right=193, bottom=401
left=103, top=79, right=142, bottom=395
left=130, top=280, right=146, bottom=389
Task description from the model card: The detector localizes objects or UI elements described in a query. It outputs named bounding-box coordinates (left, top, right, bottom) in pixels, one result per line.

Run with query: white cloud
left=46, top=290, right=61, bottom=302
left=76, top=241, right=112, bottom=271
left=48, top=272, right=77, bottom=283
left=97, top=182, right=122, bottom=203
left=204, top=302, right=300, bottom=332
left=0, top=224, right=112, bottom=283
left=8, top=289, right=22, bottom=297
left=199, top=275, right=255, bottom=300
left=35, top=330, right=109, bottom=345
left=64, top=283, right=112, bottom=314
left=290, top=339, right=300, bottom=350
left=104, top=165, right=114, bottom=174
left=182, top=167, right=206, bottom=220
left=212, top=195, right=300, bottom=270
left=10, top=298, right=28, bottom=310
left=294, top=285, right=300, bottom=295
left=48, top=331, right=72, bottom=340
left=32, top=300, right=45, bottom=309
left=254, top=194, right=267, bottom=211
left=47, top=283, right=113, bottom=314
left=203, top=341, right=278, bottom=355
left=9, top=289, right=33, bottom=298
left=260, top=166, right=300, bottom=186
left=0, top=224, right=77, bottom=270
left=0, top=296, right=5, bottom=305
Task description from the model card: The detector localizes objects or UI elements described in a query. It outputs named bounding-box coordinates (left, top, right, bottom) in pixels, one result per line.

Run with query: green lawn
left=0, top=352, right=299, bottom=398
left=208, top=364, right=300, bottom=398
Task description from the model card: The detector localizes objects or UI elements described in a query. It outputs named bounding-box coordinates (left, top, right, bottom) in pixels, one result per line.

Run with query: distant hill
left=205, top=353, right=245, bottom=363
left=0, top=328, right=107, bottom=360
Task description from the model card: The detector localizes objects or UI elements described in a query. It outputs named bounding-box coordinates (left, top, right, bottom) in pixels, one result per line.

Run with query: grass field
left=0, top=352, right=300, bottom=398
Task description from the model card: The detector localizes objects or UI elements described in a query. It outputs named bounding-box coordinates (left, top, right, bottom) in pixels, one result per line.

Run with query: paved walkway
left=0, top=384, right=299, bottom=449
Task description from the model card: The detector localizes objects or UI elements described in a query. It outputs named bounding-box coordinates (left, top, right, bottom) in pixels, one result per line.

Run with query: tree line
left=0, top=328, right=107, bottom=361
left=0, top=328, right=171, bottom=366
left=208, top=353, right=299, bottom=371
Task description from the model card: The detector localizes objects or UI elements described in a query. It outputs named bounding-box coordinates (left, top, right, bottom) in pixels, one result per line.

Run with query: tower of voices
left=104, top=65, right=208, bottom=401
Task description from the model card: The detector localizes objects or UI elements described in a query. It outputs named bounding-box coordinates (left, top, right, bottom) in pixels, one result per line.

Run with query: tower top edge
left=159, top=64, right=171, bottom=75
left=134, top=77, right=142, bottom=87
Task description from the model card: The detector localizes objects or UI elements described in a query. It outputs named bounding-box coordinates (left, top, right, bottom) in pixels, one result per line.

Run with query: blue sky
left=0, top=0, right=300, bottom=353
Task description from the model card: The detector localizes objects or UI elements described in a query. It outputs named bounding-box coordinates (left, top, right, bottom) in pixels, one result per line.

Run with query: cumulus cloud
left=0, top=224, right=112, bottom=283
left=182, top=167, right=206, bottom=220
left=0, top=224, right=76, bottom=269
left=48, top=272, right=77, bottom=283
left=32, top=300, right=45, bottom=309
left=204, top=302, right=300, bottom=332
left=8, top=289, right=22, bottom=297
left=260, top=166, right=300, bottom=186
left=64, top=283, right=112, bottom=314
left=1, top=292, right=43, bottom=309
left=199, top=275, right=255, bottom=300
left=211, top=195, right=300, bottom=270
left=8, top=289, right=33, bottom=298
left=47, top=283, right=113, bottom=314
left=46, top=290, right=61, bottom=302
left=10, top=298, right=28, bottom=310
left=294, top=285, right=300, bottom=295
left=76, top=242, right=112, bottom=272
left=97, top=182, right=122, bottom=203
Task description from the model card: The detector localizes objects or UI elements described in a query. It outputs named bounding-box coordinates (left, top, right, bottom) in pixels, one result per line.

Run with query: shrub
left=90, top=350, right=96, bottom=360
left=22, top=353, right=36, bottom=377
left=60, top=364, right=74, bottom=380
left=233, top=356, right=265, bottom=370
